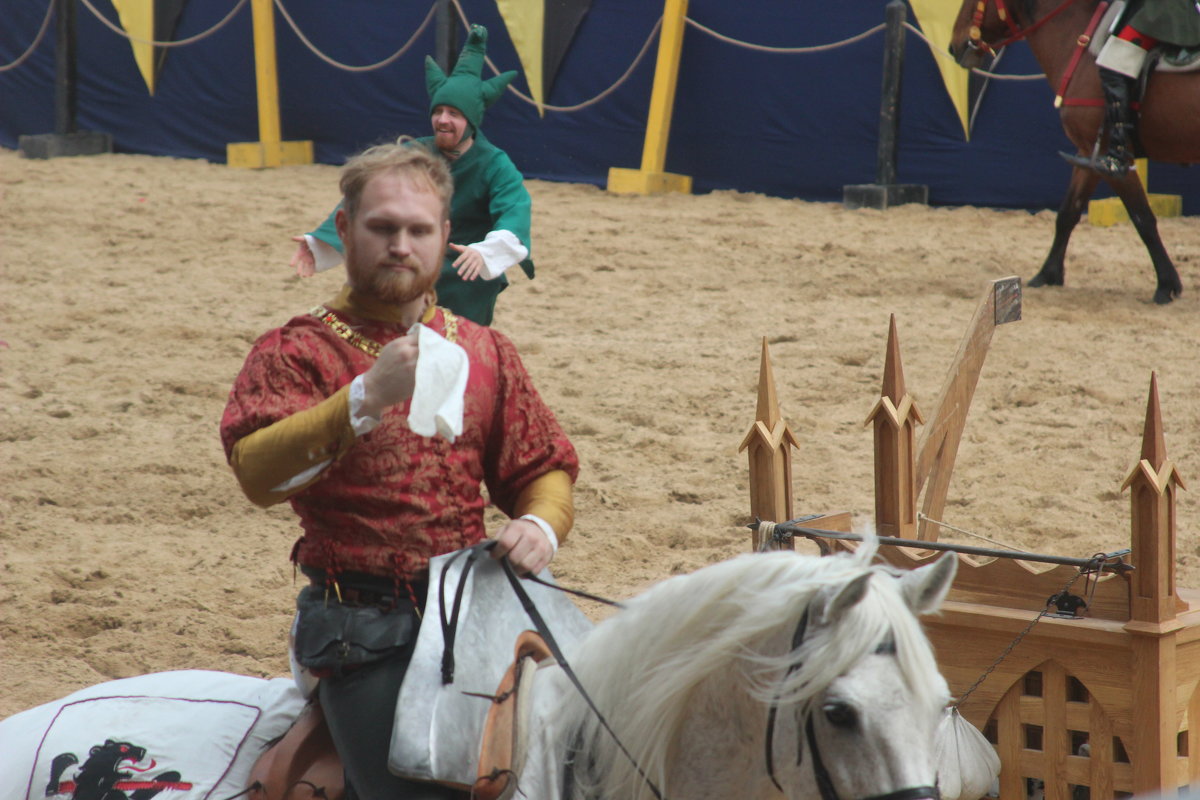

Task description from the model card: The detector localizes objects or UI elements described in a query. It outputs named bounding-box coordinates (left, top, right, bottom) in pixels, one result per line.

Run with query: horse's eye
left=823, top=701, right=858, bottom=729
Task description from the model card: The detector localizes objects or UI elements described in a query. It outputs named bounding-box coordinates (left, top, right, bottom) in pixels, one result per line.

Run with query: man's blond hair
left=339, top=138, right=452, bottom=222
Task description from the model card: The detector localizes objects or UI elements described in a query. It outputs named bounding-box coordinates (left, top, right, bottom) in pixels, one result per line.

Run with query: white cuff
left=349, top=374, right=381, bottom=435
left=468, top=230, right=529, bottom=280
left=271, top=460, right=331, bottom=493
left=305, top=234, right=344, bottom=274
left=520, top=514, right=559, bottom=555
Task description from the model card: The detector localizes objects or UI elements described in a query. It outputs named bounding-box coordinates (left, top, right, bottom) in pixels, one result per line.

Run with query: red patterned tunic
left=220, top=304, right=578, bottom=580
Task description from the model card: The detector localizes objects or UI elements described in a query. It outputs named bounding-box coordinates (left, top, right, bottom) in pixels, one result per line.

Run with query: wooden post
left=1122, top=372, right=1188, bottom=797
left=226, top=0, right=313, bottom=168
left=739, top=338, right=799, bottom=550
left=915, top=277, right=1021, bottom=539
left=864, top=315, right=923, bottom=538
left=606, top=0, right=692, bottom=195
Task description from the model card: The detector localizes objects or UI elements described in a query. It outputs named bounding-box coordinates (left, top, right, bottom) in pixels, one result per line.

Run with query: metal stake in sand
left=842, top=0, right=928, bottom=210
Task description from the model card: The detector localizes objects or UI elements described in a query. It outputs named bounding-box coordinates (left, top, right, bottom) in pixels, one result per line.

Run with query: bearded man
left=220, top=141, right=578, bottom=800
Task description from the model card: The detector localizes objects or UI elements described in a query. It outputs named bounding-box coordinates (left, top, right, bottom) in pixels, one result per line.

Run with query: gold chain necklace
left=310, top=305, right=459, bottom=358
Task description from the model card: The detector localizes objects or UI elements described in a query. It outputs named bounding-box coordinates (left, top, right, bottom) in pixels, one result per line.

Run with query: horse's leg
left=1105, top=169, right=1182, bottom=304
left=1029, top=166, right=1101, bottom=288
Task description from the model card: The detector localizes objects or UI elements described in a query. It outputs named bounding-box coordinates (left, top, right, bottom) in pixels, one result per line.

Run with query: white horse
left=2, top=544, right=960, bottom=800
left=517, top=543, right=958, bottom=800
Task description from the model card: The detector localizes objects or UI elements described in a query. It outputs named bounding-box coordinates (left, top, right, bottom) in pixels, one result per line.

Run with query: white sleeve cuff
left=469, top=230, right=529, bottom=280
left=305, top=234, right=343, bottom=274
left=349, top=374, right=381, bottom=435
left=520, top=514, right=559, bottom=555
left=271, top=460, right=332, bottom=493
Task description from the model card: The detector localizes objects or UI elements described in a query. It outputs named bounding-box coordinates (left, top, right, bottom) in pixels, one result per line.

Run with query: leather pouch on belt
left=292, top=584, right=416, bottom=675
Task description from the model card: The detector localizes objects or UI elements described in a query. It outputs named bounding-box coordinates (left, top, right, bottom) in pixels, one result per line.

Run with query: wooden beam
left=915, top=276, right=1021, bottom=539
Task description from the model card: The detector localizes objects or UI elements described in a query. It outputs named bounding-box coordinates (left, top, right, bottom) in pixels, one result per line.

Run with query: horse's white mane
left=554, top=540, right=944, bottom=800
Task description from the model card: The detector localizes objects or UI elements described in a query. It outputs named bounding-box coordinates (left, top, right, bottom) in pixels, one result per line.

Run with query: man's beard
left=347, top=254, right=439, bottom=305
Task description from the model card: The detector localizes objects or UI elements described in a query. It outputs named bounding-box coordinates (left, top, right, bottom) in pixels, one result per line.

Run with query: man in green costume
left=292, top=25, right=534, bottom=327
left=1062, top=0, right=1200, bottom=177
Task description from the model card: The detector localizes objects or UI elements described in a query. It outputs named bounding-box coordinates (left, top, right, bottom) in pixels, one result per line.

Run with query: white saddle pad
left=0, top=670, right=304, bottom=800
left=389, top=548, right=593, bottom=787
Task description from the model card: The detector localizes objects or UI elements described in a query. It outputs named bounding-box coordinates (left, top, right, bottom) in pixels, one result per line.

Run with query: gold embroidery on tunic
left=310, top=306, right=459, bottom=357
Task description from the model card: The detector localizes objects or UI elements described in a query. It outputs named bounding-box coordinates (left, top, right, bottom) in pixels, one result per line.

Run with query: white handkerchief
left=408, top=323, right=469, bottom=442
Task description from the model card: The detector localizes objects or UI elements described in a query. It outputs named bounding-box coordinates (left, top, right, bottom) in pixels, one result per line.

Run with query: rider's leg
left=1062, top=26, right=1154, bottom=177
left=318, top=647, right=468, bottom=800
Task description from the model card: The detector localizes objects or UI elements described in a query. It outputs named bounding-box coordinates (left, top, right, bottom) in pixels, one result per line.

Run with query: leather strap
left=1056, top=0, right=1111, bottom=106
left=494, top=547, right=666, bottom=800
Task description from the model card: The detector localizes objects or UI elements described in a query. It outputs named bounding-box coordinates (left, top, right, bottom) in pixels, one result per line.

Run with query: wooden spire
left=740, top=337, right=799, bottom=549
left=755, top=336, right=782, bottom=429
left=864, top=315, right=923, bottom=539
left=1140, top=371, right=1168, bottom=467
left=1122, top=372, right=1187, bottom=624
left=881, top=313, right=907, bottom=401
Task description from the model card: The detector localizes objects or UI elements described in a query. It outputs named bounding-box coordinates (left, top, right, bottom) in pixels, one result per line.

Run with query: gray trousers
left=318, top=642, right=468, bottom=800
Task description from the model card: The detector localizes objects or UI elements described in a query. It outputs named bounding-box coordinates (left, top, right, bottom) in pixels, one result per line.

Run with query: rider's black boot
left=1060, top=68, right=1137, bottom=177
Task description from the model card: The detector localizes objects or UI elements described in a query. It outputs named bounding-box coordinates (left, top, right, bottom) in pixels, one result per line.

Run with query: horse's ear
left=899, top=552, right=957, bottom=615
left=811, top=572, right=872, bottom=627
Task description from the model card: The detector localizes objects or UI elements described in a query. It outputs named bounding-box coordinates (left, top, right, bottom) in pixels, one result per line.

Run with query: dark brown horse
left=950, top=0, right=1198, bottom=304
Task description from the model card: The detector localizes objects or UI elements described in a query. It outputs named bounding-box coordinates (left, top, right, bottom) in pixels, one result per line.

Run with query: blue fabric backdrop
left=1, top=0, right=1197, bottom=212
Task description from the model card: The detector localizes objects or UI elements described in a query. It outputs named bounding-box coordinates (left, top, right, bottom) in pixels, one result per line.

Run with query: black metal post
left=435, top=0, right=459, bottom=73
left=54, top=0, right=77, bottom=135
left=842, top=0, right=928, bottom=210
left=876, top=0, right=905, bottom=186
left=19, top=0, right=112, bottom=158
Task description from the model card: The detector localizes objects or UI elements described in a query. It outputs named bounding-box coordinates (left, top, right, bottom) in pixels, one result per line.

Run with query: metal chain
left=954, top=564, right=1096, bottom=708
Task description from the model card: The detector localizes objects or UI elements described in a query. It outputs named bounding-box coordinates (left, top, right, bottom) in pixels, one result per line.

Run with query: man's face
left=431, top=105, right=469, bottom=151
left=338, top=171, right=450, bottom=305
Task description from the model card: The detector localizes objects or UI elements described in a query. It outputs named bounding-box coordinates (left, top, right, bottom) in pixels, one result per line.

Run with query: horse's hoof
left=1153, top=287, right=1179, bottom=305
left=1028, top=272, right=1061, bottom=288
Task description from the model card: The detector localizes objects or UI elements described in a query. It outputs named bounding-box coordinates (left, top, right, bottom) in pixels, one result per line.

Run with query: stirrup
left=1058, top=150, right=1131, bottom=178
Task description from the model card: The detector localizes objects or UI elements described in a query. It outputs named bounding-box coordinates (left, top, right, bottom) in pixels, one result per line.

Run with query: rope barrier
left=273, top=0, right=438, bottom=73
left=6, top=1, right=1049, bottom=110
left=448, top=0, right=664, bottom=114
left=686, top=17, right=887, bottom=54
left=0, top=0, right=55, bottom=73
left=76, top=0, right=249, bottom=48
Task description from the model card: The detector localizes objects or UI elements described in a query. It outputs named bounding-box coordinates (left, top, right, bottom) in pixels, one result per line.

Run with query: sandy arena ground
left=1, top=147, right=1198, bottom=718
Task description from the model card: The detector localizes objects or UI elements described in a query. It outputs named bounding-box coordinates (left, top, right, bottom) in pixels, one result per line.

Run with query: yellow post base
left=1088, top=158, right=1182, bottom=227
left=607, top=167, right=692, bottom=196
left=226, top=140, right=314, bottom=169
left=1088, top=193, right=1182, bottom=227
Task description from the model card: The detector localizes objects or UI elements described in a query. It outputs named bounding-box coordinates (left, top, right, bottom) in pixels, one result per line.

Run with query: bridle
left=965, top=0, right=1086, bottom=56
left=764, top=608, right=940, bottom=800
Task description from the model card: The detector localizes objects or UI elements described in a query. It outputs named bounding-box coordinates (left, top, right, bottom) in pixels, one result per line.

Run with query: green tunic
left=1127, top=0, right=1200, bottom=47
left=310, top=133, right=534, bottom=327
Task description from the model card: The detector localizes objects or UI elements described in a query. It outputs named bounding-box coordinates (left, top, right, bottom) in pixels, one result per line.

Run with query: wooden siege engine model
left=742, top=277, right=1200, bottom=799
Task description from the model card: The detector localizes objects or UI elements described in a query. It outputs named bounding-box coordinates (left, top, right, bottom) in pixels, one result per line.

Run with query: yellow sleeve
left=228, top=384, right=357, bottom=507
left=513, top=469, right=575, bottom=543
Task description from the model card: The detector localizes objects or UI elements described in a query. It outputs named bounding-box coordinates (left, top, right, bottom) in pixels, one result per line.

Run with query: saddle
left=244, top=631, right=553, bottom=800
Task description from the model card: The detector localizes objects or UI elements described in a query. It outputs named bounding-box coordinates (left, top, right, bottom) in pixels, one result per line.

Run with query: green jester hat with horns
left=424, top=25, right=518, bottom=138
